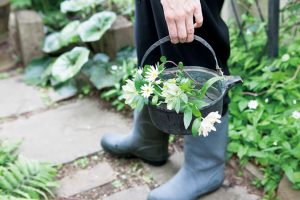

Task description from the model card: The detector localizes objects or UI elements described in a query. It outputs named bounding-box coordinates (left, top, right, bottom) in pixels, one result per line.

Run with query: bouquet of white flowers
left=122, top=56, right=225, bottom=137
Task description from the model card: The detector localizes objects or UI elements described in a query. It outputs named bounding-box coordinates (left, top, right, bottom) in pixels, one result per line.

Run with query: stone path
left=0, top=73, right=261, bottom=200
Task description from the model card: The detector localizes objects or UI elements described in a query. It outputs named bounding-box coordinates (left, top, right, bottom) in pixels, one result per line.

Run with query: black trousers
left=135, top=0, right=230, bottom=114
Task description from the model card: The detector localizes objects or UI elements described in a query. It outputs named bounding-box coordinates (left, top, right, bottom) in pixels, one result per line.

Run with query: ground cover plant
left=227, top=1, right=300, bottom=199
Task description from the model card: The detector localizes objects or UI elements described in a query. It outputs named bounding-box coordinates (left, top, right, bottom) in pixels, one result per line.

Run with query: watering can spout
left=225, top=76, right=243, bottom=92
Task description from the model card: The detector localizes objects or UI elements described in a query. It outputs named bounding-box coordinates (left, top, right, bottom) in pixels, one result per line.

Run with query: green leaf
left=199, top=76, right=225, bottom=99
left=192, top=118, right=201, bottom=136
left=60, top=0, right=104, bottom=13
left=175, top=98, right=181, bottom=113
left=43, top=21, right=80, bottom=53
left=23, top=57, right=53, bottom=86
left=227, top=142, right=240, bottom=153
left=54, top=80, right=78, bottom=98
left=79, top=11, right=117, bottom=42
left=51, top=47, right=90, bottom=83
left=184, top=107, right=193, bottom=129
left=238, top=99, right=248, bottom=111
left=152, top=96, right=158, bottom=105
left=136, top=97, right=145, bottom=112
left=43, top=33, right=62, bottom=53
left=60, top=20, right=80, bottom=46
left=160, top=56, right=167, bottom=63
left=83, top=55, right=125, bottom=90
left=191, top=104, right=201, bottom=117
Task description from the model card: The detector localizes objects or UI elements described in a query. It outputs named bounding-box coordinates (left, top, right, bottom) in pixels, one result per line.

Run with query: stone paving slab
left=103, top=185, right=150, bottom=200
left=0, top=98, right=132, bottom=164
left=143, top=151, right=184, bottom=185
left=0, top=76, right=75, bottom=118
left=201, top=186, right=260, bottom=200
left=144, top=151, right=260, bottom=200
left=57, top=162, right=116, bottom=197
left=277, top=175, right=300, bottom=200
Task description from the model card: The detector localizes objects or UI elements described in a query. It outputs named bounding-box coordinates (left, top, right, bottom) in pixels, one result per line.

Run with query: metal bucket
left=139, top=36, right=243, bottom=135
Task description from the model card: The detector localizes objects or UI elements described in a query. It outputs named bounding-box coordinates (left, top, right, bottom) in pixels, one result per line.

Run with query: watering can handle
left=140, top=35, right=224, bottom=76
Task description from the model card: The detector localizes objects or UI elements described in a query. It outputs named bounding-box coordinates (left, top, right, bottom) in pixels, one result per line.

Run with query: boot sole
left=102, top=144, right=167, bottom=167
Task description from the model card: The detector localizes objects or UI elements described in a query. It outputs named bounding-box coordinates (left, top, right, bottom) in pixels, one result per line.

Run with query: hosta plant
left=122, top=57, right=224, bottom=136
left=60, top=0, right=104, bottom=14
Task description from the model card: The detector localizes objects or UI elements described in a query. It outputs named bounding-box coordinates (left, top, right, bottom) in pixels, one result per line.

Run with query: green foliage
left=100, top=47, right=137, bottom=111
left=23, top=57, right=54, bottom=86
left=60, top=0, right=104, bottom=14
left=228, top=2, right=300, bottom=199
left=43, top=21, right=81, bottom=53
left=10, top=0, right=67, bottom=31
left=107, top=0, right=135, bottom=20
left=78, top=11, right=117, bottom=42
left=51, top=47, right=90, bottom=83
left=0, top=141, right=58, bottom=200
left=83, top=53, right=126, bottom=90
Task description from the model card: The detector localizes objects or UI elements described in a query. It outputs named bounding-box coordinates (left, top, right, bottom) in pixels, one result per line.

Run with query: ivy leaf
left=192, top=118, right=201, bottom=136
left=184, top=107, right=193, bottom=129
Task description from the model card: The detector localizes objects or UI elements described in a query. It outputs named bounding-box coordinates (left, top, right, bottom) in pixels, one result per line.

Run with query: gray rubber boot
left=148, top=112, right=229, bottom=200
left=101, top=106, right=169, bottom=166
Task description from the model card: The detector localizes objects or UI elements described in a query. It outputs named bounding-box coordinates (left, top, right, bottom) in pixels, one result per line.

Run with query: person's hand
left=161, top=0, right=203, bottom=44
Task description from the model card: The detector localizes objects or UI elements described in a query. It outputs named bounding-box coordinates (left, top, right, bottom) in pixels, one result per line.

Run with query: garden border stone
left=0, top=0, right=10, bottom=43
left=15, top=10, right=44, bottom=65
left=91, top=15, right=134, bottom=59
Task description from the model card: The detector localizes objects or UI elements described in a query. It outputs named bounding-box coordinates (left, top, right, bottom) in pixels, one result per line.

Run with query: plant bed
left=0, top=0, right=10, bottom=43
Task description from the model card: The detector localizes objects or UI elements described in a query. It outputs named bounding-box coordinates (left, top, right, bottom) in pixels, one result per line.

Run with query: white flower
left=111, top=65, right=118, bottom=71
left=205, top=111, right=222, bottom=124
left=155, top=79, right=162, bottom=84
left=248, top=100, right=258, bottom=110
left=292, top=111, right=300, bottom=119
left=145, top=65, right=159, bottom=82
left=293, top=100, right=297, bottom=105
left=141, top=84, right=154, bottom=99
left=122, top=80, right=139, bottom=108
left=137, top=68, right=143, bottom=75
left=273, top=141, right=278, bottom=146
left=161, top=79, right=187, bottom=110
left=246, top=29, right=252, bottom=35
left=265, top=98, right=269, bottom=103
left=199, top=112, right=222, bottom=137
left=281, top=54, right=290, bottom=62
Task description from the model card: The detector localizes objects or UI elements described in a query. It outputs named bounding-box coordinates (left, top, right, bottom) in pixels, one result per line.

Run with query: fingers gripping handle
left=139, top=35, right=224, bottom=76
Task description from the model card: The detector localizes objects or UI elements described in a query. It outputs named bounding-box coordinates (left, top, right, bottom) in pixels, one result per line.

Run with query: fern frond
left=0, top=156, right=58, bottom=200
